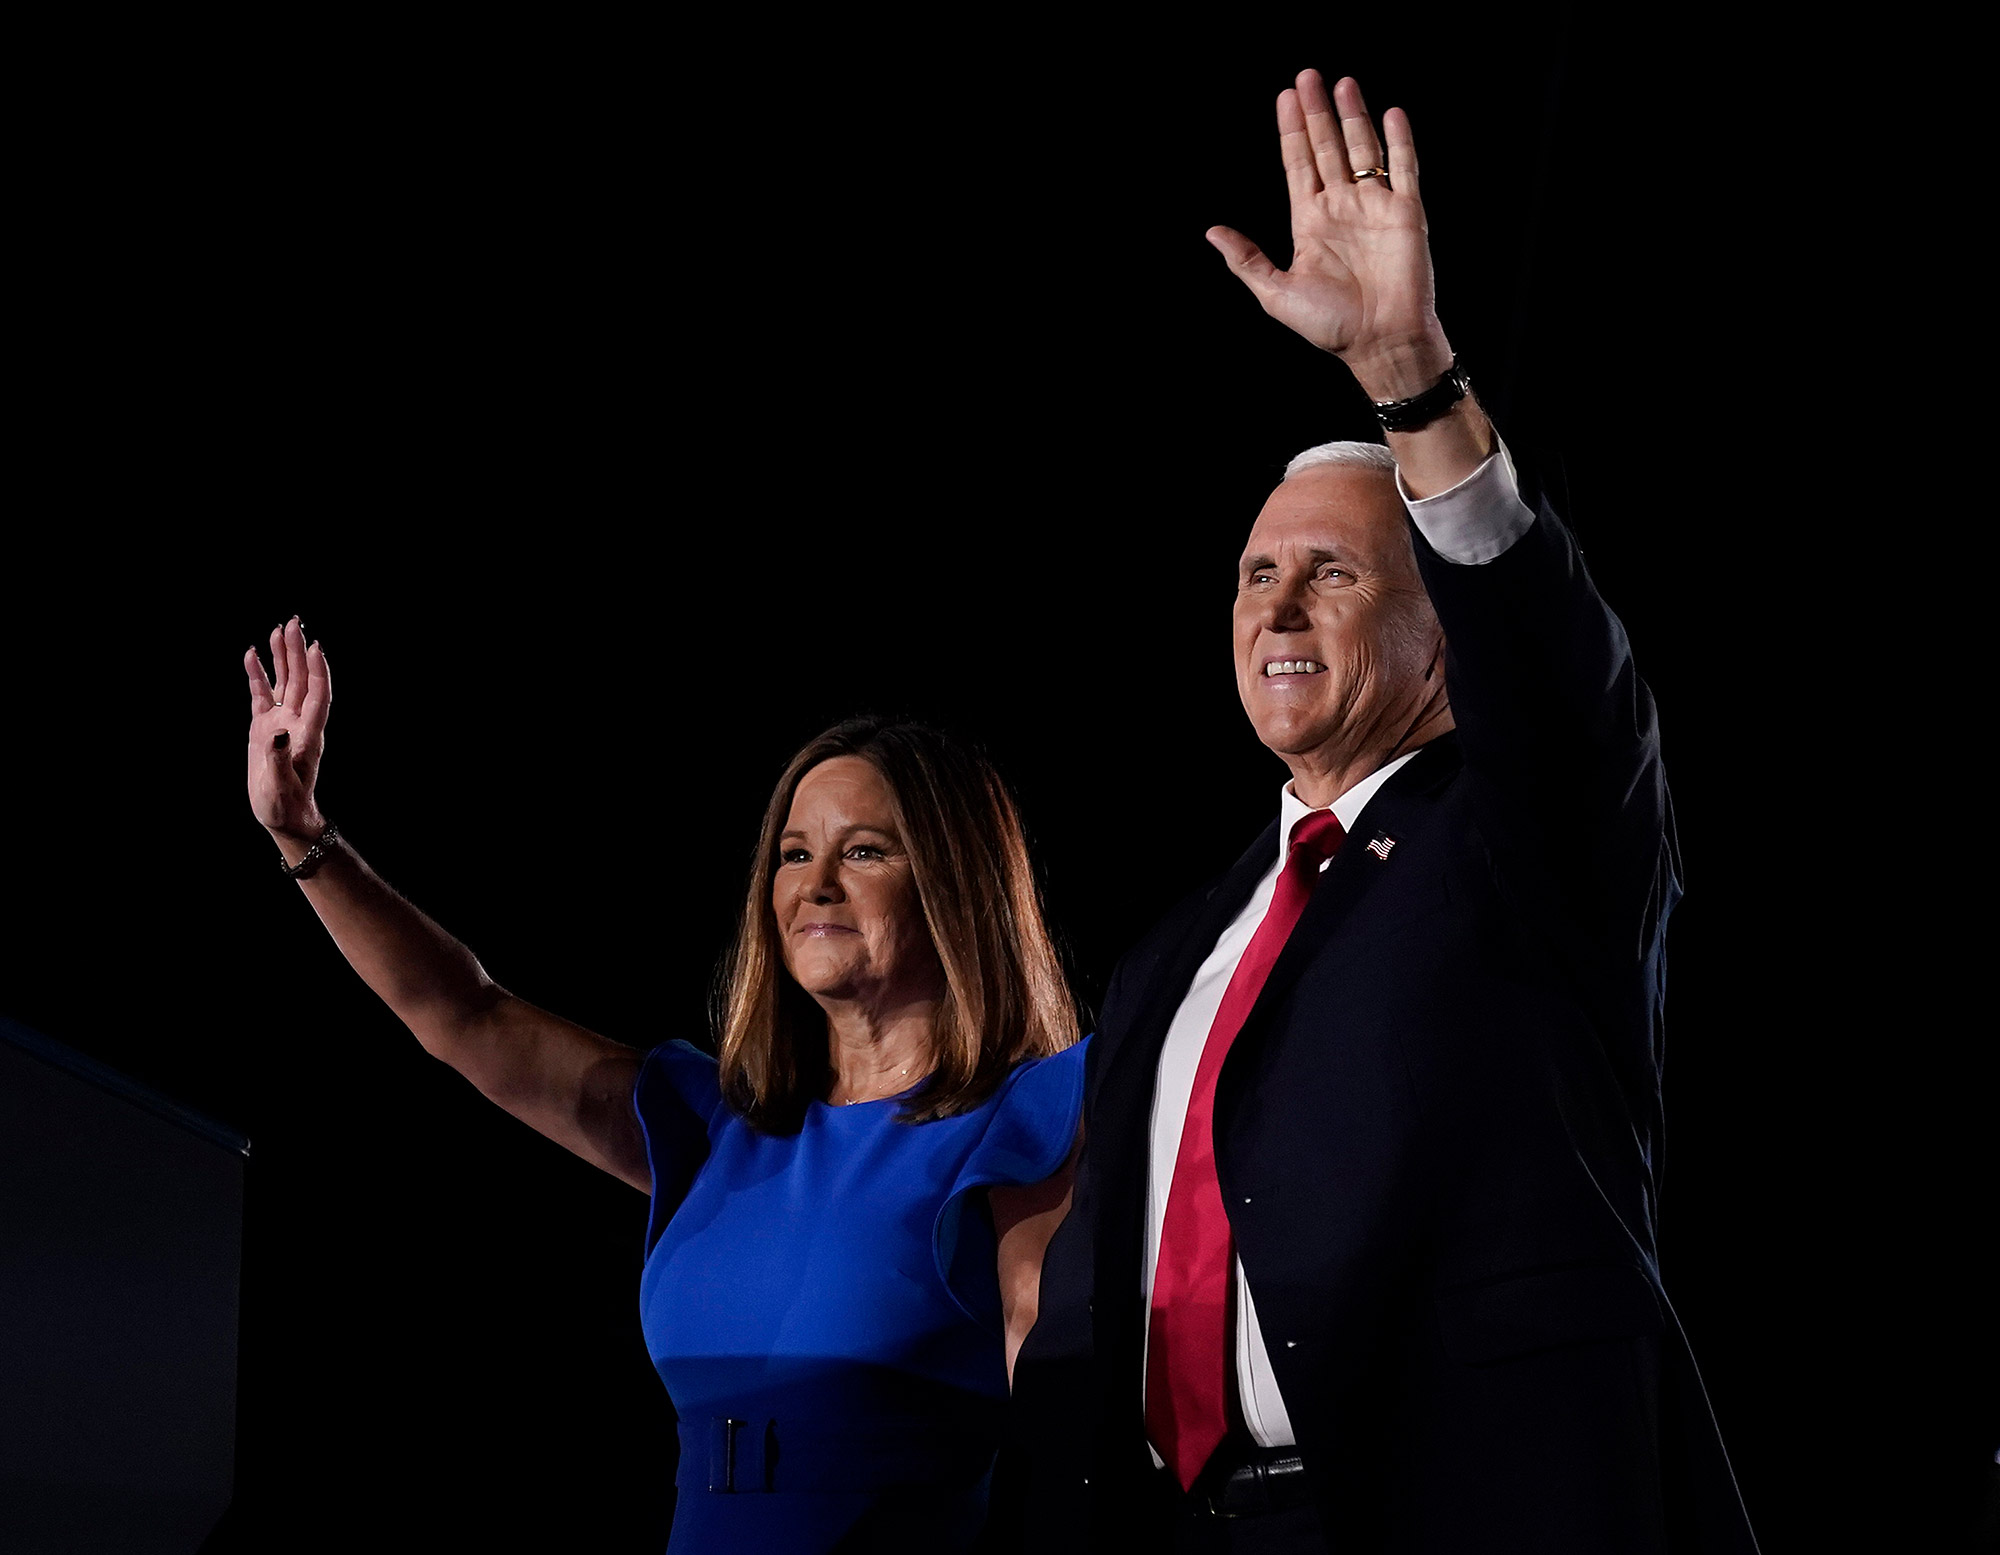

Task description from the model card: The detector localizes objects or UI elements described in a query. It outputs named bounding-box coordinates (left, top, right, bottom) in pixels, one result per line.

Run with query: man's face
left=1232, top=464, right=1443, bottom=768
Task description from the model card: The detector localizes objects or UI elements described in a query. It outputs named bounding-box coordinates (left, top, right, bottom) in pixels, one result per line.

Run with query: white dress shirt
left=1141, top=442, right=1536, bottom=1460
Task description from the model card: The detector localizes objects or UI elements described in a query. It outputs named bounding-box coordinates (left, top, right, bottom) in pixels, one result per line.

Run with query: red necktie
left=1146, top=808, right=1346, bottom=1491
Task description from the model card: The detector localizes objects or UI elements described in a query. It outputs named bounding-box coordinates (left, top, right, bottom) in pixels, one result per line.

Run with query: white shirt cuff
left=1396, top=439, right=1537, bottom=565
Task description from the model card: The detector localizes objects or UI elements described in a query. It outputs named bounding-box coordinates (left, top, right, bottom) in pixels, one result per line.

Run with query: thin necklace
left=838, top=1064, right=911, bottom=1105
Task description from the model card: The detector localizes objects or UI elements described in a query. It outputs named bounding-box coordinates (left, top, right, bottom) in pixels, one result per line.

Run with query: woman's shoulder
left=993, top=1032, right=1090, bottom=1107
left=928, top=1037, right=1090, bottom=1328
left=959, top=1034, right=1092, bottom=1175
left=633, top=1042, right=728, bottom=1257
left=635, top=1040, right=725, bottom=1131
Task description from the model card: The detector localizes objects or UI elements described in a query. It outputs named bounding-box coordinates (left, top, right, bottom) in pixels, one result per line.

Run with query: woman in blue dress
left=243, top=618, right=1087, bottom=1553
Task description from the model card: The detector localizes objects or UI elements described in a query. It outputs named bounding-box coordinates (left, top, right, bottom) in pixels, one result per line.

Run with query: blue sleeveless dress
left=633, top=1037, right=1088, bottom=1553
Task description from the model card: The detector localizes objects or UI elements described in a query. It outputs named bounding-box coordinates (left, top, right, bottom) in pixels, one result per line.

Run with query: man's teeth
left=1264, top=660, right=1326, bottom=677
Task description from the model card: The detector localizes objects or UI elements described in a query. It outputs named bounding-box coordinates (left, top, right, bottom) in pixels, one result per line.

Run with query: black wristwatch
left=280, top=822, right=341, bottom=881
left=1371, top=356, right=1471, bottom=433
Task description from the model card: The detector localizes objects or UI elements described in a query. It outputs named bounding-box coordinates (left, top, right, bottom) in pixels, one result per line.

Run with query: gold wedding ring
left=1352, top=167, right=1388, bottom=181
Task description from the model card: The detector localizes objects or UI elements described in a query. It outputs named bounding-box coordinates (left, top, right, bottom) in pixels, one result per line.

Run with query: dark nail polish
left=273, top=731, right=290, bottom=750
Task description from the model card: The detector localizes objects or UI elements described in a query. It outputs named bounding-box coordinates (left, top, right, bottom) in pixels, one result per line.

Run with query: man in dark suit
left=1003, top=69, right=1758, bottom=1552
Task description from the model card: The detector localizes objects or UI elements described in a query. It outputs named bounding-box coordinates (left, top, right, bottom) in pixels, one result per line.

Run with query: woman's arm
left=990, top=1121, right=1083, bottom=1388
left=247, top=618, right=650, bottom=1193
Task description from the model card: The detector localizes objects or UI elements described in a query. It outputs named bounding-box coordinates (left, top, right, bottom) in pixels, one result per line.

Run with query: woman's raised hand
left=237, top=615, right=651, bottom=1192
left=245, top=616, right=331, bottom=838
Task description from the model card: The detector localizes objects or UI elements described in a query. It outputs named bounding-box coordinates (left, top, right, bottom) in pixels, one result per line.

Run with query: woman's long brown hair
left=715, top=717, right=1079, bottom=1132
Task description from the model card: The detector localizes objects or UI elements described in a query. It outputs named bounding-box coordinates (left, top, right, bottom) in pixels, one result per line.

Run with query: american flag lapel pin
left=1364, top=832, right=1397, bottom=861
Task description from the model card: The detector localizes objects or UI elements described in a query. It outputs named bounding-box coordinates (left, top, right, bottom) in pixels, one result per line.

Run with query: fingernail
left=273, top=731, right=290, bottom=750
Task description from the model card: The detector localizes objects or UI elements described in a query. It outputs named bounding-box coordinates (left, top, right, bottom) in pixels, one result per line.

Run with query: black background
left=5, top=13, right=1991, bottom=1552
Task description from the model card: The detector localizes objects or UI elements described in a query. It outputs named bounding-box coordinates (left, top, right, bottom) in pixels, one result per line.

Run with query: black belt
left=1170, top=1443, right=1313, bottom=1519
left=685, top=1415, right=998, bottom=1494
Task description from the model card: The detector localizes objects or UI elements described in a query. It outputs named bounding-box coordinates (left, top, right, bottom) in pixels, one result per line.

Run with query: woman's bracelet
left=280, top=821, right=340, bottom=881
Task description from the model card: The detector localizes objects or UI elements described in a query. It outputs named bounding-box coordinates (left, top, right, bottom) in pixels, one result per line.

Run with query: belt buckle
left=1213, top=1460, right=1261, bottom=1519
left=708, top=1417, right=773, bottom=1494
left=1181, top=1460, right=1253, bottom=1520
left=1211, top=1454, right=1307, bottom=1518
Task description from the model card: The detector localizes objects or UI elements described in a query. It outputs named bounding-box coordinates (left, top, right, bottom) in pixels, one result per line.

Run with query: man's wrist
left=1341, top=331, right=1456, bottom=404
left=1385, top=394, right=1496, bottom=499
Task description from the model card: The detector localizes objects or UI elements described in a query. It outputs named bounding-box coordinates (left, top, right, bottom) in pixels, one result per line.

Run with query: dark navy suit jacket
left=1000, top=484, right=1759, bottom=1552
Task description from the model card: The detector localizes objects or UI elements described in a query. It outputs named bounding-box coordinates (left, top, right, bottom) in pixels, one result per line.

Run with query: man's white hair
left=1281, top=440, right=1398, bottom=482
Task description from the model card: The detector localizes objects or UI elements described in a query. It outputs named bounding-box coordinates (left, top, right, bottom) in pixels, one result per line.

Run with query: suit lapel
left=1094, top=819, right=1278, bottom=1137
left=1089, top=819, right=1277, bottom=1308
left=1222, top=734, right=1463, bottom=1066
left=1087, top=738, right=1462, bottom=1376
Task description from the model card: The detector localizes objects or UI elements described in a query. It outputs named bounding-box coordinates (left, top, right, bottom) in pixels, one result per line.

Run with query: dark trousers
left=1167, top=1500, right=1329, bottom=1555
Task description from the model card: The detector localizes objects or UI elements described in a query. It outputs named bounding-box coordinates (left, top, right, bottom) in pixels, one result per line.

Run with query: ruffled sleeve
left=931, top=1035, right=1091, bottom=1330
left=632, top=1041, right=726, bottom=1258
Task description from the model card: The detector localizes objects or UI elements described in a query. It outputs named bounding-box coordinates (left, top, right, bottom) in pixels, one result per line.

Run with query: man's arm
left=1207, top=67, right=1668, bottom=904
left=1206, top=71, right=1490, bottom=498
left=1207, top=69, right=1674, bottom=1106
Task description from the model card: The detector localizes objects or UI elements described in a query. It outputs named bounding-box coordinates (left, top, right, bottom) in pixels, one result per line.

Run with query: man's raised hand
left=245, top=616, right=332, bottom=839
left=1207, top=71, right=1452, bottom=402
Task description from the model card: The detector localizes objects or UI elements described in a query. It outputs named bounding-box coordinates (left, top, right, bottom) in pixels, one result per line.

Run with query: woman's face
left=772, top=756, right=944, bottom=1013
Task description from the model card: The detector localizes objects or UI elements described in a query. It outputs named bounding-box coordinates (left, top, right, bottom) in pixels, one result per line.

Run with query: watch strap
left=1371, top=357, right=1471, bottom=433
